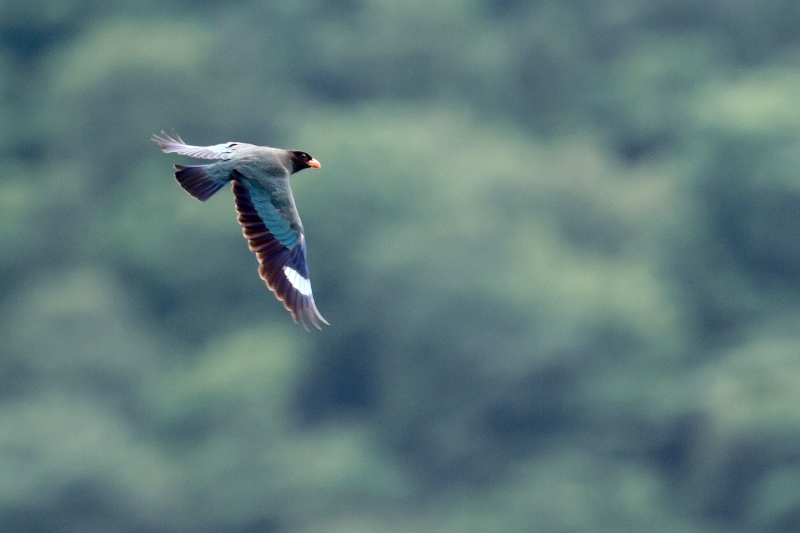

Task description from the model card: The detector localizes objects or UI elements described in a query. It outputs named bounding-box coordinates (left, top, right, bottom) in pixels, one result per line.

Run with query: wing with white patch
left=152, top=130, right=248, bottom=160
left=232, top=178, right=328, bottom=330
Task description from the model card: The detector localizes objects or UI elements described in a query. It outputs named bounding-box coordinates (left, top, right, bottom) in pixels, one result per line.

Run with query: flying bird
left=152, top=131, right=328, bottom=330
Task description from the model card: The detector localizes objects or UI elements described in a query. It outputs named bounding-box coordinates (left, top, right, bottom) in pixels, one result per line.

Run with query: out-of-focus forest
left=2, top=0, right=800, bottom=531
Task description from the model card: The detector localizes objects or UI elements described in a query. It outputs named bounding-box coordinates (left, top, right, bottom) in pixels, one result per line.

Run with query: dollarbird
left=152, top=131, right=328, bottom=330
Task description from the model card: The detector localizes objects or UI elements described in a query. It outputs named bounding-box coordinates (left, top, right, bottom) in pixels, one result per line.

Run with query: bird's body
left=152, top=131, right=328, bottom=330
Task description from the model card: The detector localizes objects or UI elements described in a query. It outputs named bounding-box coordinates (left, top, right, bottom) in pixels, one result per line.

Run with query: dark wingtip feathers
left=174, top=164, right=225, bottom=202
left=292, top=297, right=329, bottom=331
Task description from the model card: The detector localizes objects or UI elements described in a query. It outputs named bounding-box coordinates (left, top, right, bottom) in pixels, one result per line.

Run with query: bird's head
left=288, top=151, right=321, bottom=173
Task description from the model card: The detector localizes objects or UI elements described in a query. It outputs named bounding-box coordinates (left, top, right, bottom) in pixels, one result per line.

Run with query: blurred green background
left=3, top=0, right=800, bottom=531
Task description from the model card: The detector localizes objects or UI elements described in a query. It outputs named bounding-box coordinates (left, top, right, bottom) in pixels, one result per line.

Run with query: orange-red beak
left=308, top=158, right=321, bottom=169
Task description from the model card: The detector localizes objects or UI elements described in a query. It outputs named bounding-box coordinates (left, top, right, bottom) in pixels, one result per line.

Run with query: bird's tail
left=174, top=164, right=227, bottom=202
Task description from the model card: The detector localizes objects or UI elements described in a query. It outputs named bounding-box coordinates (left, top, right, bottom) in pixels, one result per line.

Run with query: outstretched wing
left=231, top=175, right=328, bottom=330
left=152, top=130, right=245, bottom=160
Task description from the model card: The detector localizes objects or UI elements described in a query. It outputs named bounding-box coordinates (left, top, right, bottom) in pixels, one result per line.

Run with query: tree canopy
left=2, top=1, right=800, bottom=531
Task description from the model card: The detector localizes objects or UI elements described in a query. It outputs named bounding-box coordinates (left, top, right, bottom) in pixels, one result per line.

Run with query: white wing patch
left=283, top=266, right=312, bottom=296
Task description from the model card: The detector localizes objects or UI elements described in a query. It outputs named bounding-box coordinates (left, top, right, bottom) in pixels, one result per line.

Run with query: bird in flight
left=152, top=131, right=328, bottom=330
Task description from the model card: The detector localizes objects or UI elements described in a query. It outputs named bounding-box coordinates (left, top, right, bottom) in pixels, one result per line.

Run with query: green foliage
left=3, top=0, right=800, bottom=531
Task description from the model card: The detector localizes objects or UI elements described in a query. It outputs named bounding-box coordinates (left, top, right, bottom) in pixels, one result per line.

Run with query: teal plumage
left=152, top=131, right=328, bottom=330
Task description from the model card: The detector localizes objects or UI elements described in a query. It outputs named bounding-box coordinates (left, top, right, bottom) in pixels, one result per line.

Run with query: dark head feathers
left=288, top=151, right=321, bottom=173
